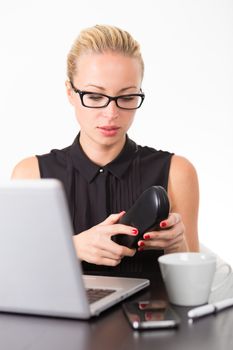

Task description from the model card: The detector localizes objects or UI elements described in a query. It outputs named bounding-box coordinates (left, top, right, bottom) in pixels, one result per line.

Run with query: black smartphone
left=122, top=300, right=180, bottom=329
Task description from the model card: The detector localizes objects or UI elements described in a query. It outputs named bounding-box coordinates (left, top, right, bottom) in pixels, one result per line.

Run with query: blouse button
left=99, top=168, right=104, bottom=173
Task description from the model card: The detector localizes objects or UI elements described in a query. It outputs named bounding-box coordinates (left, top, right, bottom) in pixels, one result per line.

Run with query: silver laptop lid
left=0, top=179, right=91, bottom=319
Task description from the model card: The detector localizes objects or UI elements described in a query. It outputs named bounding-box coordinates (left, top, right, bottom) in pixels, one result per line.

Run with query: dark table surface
left=1, top=271, right=233, bottom=350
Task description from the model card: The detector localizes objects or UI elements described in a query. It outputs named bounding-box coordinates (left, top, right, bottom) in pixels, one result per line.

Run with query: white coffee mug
left=158, top=252, right=232, bottom=307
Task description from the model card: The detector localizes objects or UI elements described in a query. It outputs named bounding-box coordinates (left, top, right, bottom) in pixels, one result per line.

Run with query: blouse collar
left=69, top=133, right=138, bottom=183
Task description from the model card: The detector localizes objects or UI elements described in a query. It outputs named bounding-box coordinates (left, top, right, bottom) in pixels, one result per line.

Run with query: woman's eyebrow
left=119, top=86, right=138, bottom=93
left=83, top=84, right=138, bottom=93
left=84, top=84, right=105, bottom=90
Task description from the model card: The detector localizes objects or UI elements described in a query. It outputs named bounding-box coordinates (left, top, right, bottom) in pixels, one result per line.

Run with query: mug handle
left=211, top=263, right=232, bottom=292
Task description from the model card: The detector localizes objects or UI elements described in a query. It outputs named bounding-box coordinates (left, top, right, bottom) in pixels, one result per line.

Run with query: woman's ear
left=65, top=80, right=75, bottom=105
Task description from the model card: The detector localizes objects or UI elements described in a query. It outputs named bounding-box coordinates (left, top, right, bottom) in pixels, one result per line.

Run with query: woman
left=12, top=25, right=199, bottom=277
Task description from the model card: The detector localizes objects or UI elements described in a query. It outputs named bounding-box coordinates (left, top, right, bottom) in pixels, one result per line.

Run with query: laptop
left=0, top=179, right=149, bottom=319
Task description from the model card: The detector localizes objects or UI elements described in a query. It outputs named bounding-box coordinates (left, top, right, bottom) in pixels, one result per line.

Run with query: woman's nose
left=102, top=100, right=120, bottom=119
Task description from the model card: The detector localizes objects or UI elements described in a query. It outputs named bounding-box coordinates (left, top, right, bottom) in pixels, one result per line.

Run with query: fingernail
left=145, top=311, right=153, bottom=320
left=139, top=303, right=147, bottom=309
left=144, top=234, right=150, bottom=240
left=138, top=247, right=144, bottom=252
left=138, top=241, right=144, bottom=247
left=132, top=228, right=138, bottom=235
left=160, top=221, right=167, bottom=228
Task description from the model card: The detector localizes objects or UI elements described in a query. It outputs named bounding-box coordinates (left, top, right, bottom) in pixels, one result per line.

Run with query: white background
left=0, top=1, right=233, bottom=264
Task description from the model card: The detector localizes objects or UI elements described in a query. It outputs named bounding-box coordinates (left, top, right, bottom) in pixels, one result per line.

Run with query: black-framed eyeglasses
left=70, top=81, right=145, bottom=110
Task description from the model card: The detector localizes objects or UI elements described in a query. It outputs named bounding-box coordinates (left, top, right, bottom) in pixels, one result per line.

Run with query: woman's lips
left=98, top=126, right=120, bottom=136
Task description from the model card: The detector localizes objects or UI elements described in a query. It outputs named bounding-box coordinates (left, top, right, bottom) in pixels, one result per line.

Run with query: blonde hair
left=67, top=24, right=144, bottom=81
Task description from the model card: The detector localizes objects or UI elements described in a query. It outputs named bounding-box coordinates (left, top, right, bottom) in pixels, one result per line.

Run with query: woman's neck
left=79, top=132, right=126, bottom=166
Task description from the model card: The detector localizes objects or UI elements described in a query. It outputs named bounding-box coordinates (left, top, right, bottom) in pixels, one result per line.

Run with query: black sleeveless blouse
left=36, top=134, right=174, bottom=278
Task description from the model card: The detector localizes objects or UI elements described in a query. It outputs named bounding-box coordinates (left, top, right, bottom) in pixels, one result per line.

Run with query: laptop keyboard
left=86, top=288, right=116, bottom=304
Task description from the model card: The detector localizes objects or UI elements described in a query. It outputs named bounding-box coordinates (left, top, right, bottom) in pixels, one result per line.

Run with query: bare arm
left=11, top=156, right=40, bottom=179
left=167, top=155, right=199, bottom=252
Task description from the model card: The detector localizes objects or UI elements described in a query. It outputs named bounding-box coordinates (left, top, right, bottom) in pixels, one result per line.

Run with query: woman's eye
left=119, top=96, right=135, bottom=102
left=87, top=94, right=104, bottom=101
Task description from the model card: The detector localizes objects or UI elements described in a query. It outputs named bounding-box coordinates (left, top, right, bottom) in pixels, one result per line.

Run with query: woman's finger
left=144, top=223, right=184, bottom=241
left=160, top=212, right=181, bottom=229
left=138, top=234, right=184, bottom=250
left=101, top=211, right=126, bottom=225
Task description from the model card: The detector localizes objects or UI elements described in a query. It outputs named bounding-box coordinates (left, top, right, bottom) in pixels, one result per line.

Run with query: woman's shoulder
left=169, top=155, right=198, bottom=183
left=138, top=143, right=173, bottom=155
left=137, top=143, right=174, bottom=166
left=37, top=145, right=71, bottom=165
left=11, top=156, right=40, bottom=179
left=11, top=144, right=72, bottom=180
left=138, top=142, right=196, bottom=178
left=168, top=154, right=199, bottom=206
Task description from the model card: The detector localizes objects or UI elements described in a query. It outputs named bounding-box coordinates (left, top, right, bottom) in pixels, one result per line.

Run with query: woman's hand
left=137, top=213, right=188, bottom=253
left=73, top=211, right=137, bottom=266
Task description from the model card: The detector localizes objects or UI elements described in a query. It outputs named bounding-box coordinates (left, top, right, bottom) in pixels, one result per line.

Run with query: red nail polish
left=145, top=311, right=153, bottom=320
left=144, top=234, right=150, bottom=240
left=132, top=228, right=138, bottom=235
left=160, top=221, right=167, bottom=228
left=139, top=303, right=147, bottom=309
left=138, top=247, right=144, bottom=252
left=138, top=241, right=144, bottom=247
